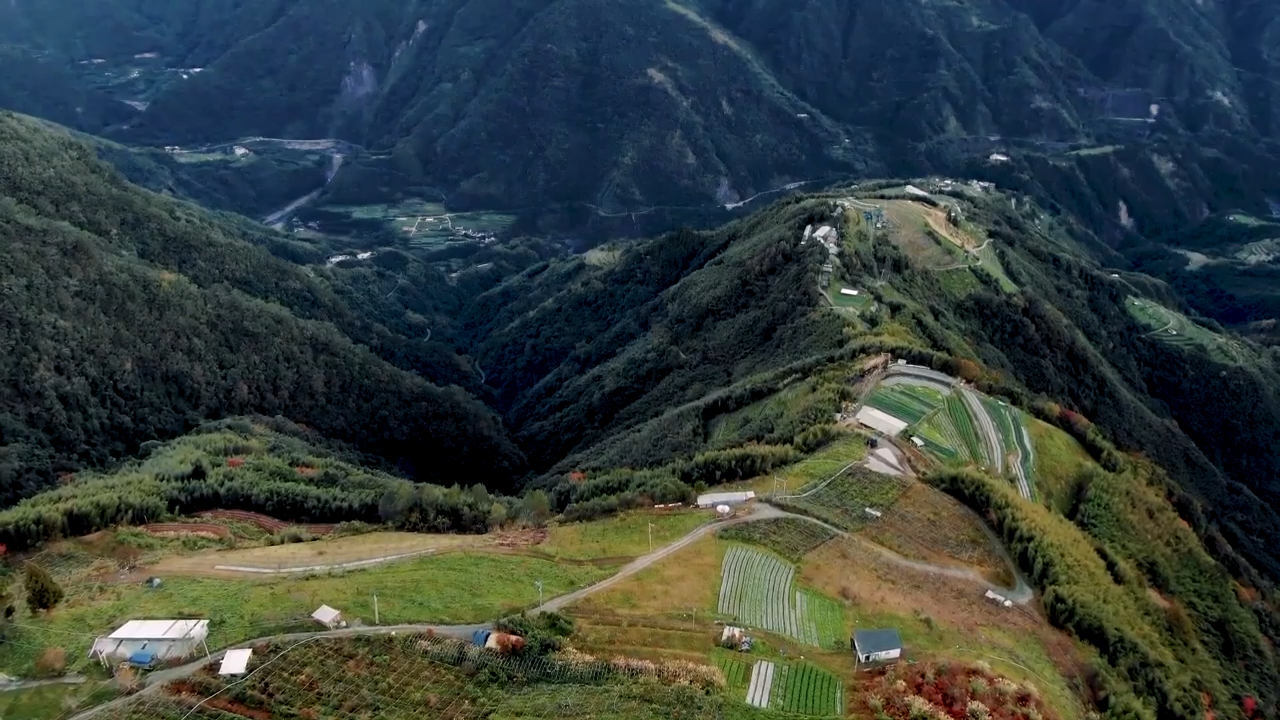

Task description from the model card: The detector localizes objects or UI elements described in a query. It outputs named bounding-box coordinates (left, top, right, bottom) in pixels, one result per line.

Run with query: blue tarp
left=471, top=630, right=491, bottom=647
left=128, top=650, right=155, bottom=665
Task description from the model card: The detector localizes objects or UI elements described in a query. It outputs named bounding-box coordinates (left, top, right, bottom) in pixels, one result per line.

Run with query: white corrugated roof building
left=696, top=491, right=755, bottom=508
left=90, top=619, right=210, bottom=663
left=854, top=406, right=909, bottom=436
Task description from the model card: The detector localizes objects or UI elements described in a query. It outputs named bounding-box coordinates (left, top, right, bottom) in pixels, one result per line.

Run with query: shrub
left=34, top=646, right=66, bottom=677
left=23, top=563, right=64, bottom=613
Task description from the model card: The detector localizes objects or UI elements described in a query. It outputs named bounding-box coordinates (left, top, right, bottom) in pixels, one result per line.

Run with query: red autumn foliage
left=226, top=457, right=245, bottom=468
left=568, top=471, right=587, bottom=483
left=863, top=661, right=1059, bottom=720
left=1243, top=696, right=1258, bottom=718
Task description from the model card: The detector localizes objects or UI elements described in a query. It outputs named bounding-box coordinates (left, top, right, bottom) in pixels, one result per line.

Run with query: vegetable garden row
left=718, top=545, right=845, bottom=647
left=865, top=384, right=943, bottom=426
left=768, top=662, right=843, bottom=716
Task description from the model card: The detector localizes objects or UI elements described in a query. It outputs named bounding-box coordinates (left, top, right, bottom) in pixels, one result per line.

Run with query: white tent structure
left=854, top=406, right=909, bottom=436
left=219, top=648, right=253, bottom=675
left=312, top=605, right=344, bottom=629
left=90, top=620, right=210, bottom=664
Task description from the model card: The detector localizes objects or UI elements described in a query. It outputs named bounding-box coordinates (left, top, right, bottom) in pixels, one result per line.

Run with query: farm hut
left=853, top=628, right=903, bottom=665
left=311, top=605, right=344, bottom=629
left=697, top=491, right=755, bottom=508
left=720, top=626, right=746, bottom=648
left=90, top=620, right=210, bottom=665
left=984, top=590, right=1013, bottom=608
left=219, top=648, right=253, bottom=676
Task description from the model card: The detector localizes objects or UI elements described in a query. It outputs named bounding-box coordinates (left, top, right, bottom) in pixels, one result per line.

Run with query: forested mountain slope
left=0, top=112, right=525, bottom=505
left=4, top=0, right=1278, bottom=226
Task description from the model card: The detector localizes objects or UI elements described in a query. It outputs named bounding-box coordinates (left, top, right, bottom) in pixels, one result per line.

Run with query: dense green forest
left=4, top=0, right=1277, bottom=233
left=0, top=112, right=526, bottom=505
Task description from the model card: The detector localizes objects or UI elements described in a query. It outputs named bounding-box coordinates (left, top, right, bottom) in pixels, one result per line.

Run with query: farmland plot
left=946, top=394, right=985, bottom=462
left=717, top=518, right=837, bottom=561
left=774, top=469, right=909, bottom=532
left=865, top=385, right=942, bottom=426
left=769, top=662, right=843, bottom=717
left=718, top=546, right=844, bottom=647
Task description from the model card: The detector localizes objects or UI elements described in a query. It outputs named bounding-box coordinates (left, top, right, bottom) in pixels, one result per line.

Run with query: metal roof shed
left=90, top=619, right=210, bottom=666
left=219, top=648, right=253, bottom=676
left=696, top=491, right=755, bottom=508
left=853, top=628, right=903, bottom=665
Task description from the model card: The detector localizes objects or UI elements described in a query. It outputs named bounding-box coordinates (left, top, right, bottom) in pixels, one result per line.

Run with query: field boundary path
left=213, top=548, right=439, bottom=574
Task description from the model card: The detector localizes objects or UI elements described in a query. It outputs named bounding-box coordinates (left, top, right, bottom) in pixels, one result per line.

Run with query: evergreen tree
left=23, top=563, right=64, bottom=614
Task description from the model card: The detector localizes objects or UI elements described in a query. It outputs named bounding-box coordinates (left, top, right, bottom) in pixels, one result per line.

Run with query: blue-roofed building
left=853, top=628, right=903, bottom=665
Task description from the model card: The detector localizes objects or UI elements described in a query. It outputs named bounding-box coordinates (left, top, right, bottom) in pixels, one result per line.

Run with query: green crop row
left=769, top=662, right=843, bottom=716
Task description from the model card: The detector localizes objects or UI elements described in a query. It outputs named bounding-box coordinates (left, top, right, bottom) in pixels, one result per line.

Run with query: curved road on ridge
left=69, top=501, right=1032, bottom=719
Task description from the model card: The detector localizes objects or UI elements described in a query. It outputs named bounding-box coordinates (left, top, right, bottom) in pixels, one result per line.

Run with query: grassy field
left=147, top=531, right=486, bottom=577
left=1028, top=419, right=1098, bottom=514
left=318, top=200, right=516, bottom=247
left=828, top=284, right=874, bottom=311
left=575, top=535, right=724, bottom=616
left=858, top=483, right=1013, bottom=584
left=799, top=537, right=1089, bottom=720
left=541, top=510, right=709, bottom=560
left=2, top=553, right=609, bottom=677
left=0, top=682, right=117, bottom=720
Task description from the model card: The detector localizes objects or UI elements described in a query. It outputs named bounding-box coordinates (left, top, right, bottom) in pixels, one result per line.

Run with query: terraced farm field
left=1126, top=296, right=1244, bottom=364
left=773, top=469, right=909, bottom=532
left=716, top=519, right=837, bottom=561
left=945, top=394, right=985, bottom=462
left=865, top=384, right=944, bottom=425
left=769, top=662, right=844, bottom=716
left=717, top=546, right=844, bottom=647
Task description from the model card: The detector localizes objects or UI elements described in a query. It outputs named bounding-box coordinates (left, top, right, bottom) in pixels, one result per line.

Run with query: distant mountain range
left=1, top=0, right=1277, bottom=228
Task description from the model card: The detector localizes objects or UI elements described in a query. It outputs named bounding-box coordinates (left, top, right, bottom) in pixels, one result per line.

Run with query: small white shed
left=311, top=605, right=344, bottom=629
left=218, top=648, right=253, bottom=675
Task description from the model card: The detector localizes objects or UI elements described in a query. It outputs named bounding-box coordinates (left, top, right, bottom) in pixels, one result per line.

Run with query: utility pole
left=373, top=594, right=379, bottom=625
left=648, top=522, right=655, bottom=554
left=535, top=580, right=544, bottom=606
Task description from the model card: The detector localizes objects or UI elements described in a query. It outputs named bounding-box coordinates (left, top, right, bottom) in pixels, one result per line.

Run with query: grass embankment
left=540, top=511, right=709, bottom=561
left=1, top=553, right=609, bottom=677
left=933, top=467, right=1277, bottom=720
left=1027, top=418, right=1097, bottom=513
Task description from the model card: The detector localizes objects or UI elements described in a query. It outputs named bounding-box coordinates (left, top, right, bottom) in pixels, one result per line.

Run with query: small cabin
left=853, top=628, right=903, bottom=666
